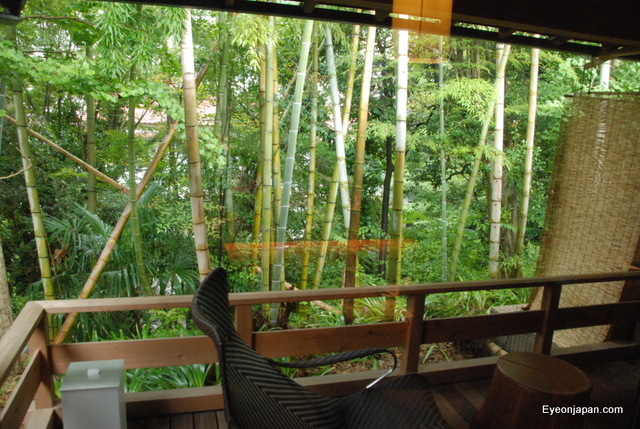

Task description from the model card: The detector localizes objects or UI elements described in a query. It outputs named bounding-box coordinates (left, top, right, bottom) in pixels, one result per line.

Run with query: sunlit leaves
left=94, top=3, right=185, bottom=79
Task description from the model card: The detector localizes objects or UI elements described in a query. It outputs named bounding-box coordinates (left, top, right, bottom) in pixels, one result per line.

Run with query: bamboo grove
left=2, top=1, right=640, bottom=339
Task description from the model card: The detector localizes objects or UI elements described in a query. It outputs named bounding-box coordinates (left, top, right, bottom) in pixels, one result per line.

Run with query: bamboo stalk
left=300, top=22, right=319, bottom=290
left=182, top=9, right=212, bottom=280
left=325, top=26, right=351, bottom=229
left=271, top=21, right=313, bottom=304
left=312, top=163, right=340, bottom=289
left=341, top=24, right=360, bottom=135
left=448, top=44, right=510, bottom=281
left=261, top=18, right=275, bottom=304
left=344, top=25, right=376, bottom=324
left=8, top=26, right=55, bottom=302
left=272, top=53, right=281, bottom=231
left=251, top=46, right=267, bottom=261
left=384, top=28, right=409, bottom=321
left=514, top=47, right=540, bottom=276
left=488, top=43, right=509, bottom=279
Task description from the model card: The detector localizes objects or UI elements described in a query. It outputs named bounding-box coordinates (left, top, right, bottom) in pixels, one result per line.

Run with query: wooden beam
left=0, top=302, right=44, bottom=387
left=0, top=351, right=44, bottom=429
left=28, top=316, right=54, bottom=409
left=551, top=340, right=640, bottom=365
left=94, top=0, right=640, bottom=57
left=252, top=322, right=406, bottom=358
left=556, top=301, right=640, bottom=330
left=423, top=310, right=544, bottom=344
left=37, top=271, right=640, bottom=312
left=126, top=385, right=224, bottom=417
left=24, top=408, right=58, bottom=429
left=303, top=0, right=317, bottom=14
left=50, top=336, right=216, bottom=374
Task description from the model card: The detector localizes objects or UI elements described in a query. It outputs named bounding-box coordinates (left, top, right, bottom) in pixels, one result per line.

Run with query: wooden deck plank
left=587, top=382, right=629, bottom=428
left=432, top=390, right=469, bottom=429
left=170, top=414, right=193, bottom=429
left=215, top=411, right=228, bottom=429
left=453, top=381, right=487, bottom=409
left=434, top=383, right=478, bottom=424
left=193, top=411, right=218, bottom=429
left=126, top=359, right=637, bottom=429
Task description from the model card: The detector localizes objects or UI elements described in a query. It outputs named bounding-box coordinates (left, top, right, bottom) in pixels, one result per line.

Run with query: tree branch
left=21, top=15, right=95, bottom=27
left=0, top=147, right=32, bottom=180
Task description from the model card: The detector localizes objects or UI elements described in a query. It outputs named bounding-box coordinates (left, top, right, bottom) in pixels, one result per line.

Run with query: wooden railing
left=1, top=271, right=639, bottom=429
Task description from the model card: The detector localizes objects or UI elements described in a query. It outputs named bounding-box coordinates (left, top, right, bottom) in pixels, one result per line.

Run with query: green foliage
left=94, top=3, right=185, bottom=79
left=4, top=3, right=640, bottom=366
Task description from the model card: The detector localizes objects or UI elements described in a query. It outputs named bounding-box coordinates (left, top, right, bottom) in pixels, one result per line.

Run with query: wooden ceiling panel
left=3, top=0, right=640, bottom=60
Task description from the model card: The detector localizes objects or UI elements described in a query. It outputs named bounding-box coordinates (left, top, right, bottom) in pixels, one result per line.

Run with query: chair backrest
left=192, top=267, right=345, bottom=429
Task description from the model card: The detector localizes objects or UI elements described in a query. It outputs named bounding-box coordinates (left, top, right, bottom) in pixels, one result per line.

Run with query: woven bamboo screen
left=531, top=92, right=640, bottom=347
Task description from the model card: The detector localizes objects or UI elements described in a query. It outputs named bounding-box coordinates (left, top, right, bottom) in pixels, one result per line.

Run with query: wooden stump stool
left=470, top=352, right=592, bottom=429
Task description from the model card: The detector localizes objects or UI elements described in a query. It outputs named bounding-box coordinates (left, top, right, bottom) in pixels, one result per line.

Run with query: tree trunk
left=488, top=43, right=509, bottom=279
left=0, top=238, right=11, bottom=340
left=514, top=47, right=540, bottom=277
left=379, top=135, right=393, bottom=276
left=86, top=45, right=97, bottom=214
left=300, top=22, right=319, bottom=290
left=215, top=12, right=233, bottom=259
left=8, top=26, right=55, bottom=302
left=438, top=36, right=448, bottom=282
left=127, top=71, right=152, bottom=296
left=182, top=9, right=212, bottom=280
left=344, top=25, right=376, bottom=324
left=0, top=79, right=7, bottom=156
left=384, top=28, right=409, bottom=321
left=325, top=26, right=351, bottom=229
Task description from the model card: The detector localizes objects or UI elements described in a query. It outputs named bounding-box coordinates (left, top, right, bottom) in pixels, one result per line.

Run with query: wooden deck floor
left=128, top=411, right=229, bottom=429
left=128, top=358, right=640, bottom=429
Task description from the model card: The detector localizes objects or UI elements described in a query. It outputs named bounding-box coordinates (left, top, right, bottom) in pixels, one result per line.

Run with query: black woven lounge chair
left=192, top=267, right=451, bottom=429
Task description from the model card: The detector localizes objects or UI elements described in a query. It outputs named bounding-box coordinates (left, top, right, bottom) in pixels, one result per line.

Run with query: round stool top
left=497, top=352, right=591, bottom=395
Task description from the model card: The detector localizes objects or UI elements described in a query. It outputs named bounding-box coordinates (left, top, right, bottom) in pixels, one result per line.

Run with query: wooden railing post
left=235, top=304, right=254, bottom=348
left=534, top=282, right=562, bottom=355
left=400, top=294, right=425, bottom=374
left=28, top=311, right=55, bottom=409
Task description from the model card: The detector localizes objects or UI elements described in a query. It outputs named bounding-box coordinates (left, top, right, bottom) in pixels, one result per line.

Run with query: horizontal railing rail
left=1, top=270, right=639, bottom=429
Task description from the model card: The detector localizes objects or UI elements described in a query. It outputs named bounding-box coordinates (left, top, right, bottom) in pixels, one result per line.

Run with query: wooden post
left=400, top=294, right=425, bottom=374
left=28, top=313, right=54, bottom=409
left=235, top=304, right=253, bottom=348
left=534, top=282, right=562, bottom=354
left=607, top=270, right=640, bottom=340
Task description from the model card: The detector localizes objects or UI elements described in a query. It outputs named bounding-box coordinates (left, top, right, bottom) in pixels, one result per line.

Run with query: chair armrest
left=269, top=348, right=397, bottom=388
